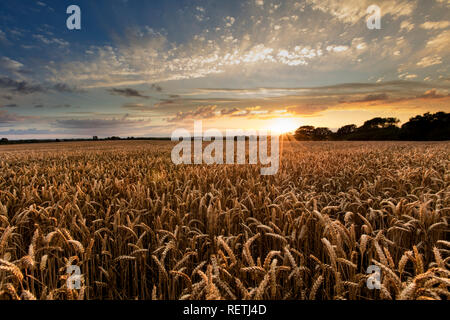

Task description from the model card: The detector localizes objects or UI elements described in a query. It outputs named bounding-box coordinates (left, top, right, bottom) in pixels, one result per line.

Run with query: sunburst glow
left=269, top=117, right=300, bottom=134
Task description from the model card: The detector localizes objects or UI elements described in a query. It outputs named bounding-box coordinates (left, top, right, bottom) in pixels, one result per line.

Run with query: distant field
left=0, top=141, right=448, bottom=300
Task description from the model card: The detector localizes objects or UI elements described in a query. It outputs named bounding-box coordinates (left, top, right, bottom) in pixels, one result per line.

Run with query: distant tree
left=345, top=117, right=401, bottom=140
left=361, top=117, right=399, bottom=129
left=294, top=126, right=316, bottom=140
left=313, top=127, right=333, bottom=140
left=93, top=136, right=99, bottom=141
left=336, top=124, right=357, bottom=136
left=400, top=112, right=450, bottom=140
left=294, top=112, right=449, bottom=141
left=1, top=138, right=8, bottom=144
left=294, top=126, right=333, bottom=140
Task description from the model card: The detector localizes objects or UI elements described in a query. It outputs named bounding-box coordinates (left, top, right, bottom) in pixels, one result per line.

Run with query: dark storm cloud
left=0, top=77, right=83, bottom=95
left=155, top=99, right=176, bottom=106
left=34, top=104, right=73, bottom=109
left=0, top=77, right=46, bottom=94
left=167, top=105, right=217, bottom=122
left=108, top=88, right=150, bottom=99
left=52, top=83, right=84, bottom=93
left=151, top=84, right=162, bottom=92
left=220, top=107, right=240, bottom=115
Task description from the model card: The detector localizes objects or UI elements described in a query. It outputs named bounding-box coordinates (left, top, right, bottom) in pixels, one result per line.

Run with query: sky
left=0, top=0, right=449, bottom=139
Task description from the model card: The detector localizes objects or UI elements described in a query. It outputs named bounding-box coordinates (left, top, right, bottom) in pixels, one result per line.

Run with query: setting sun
left=269, top=117, right=300, bottom=134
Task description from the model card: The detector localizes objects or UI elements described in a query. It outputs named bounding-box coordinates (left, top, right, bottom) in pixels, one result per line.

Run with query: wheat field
left=0, top=140, right=448, bottom=300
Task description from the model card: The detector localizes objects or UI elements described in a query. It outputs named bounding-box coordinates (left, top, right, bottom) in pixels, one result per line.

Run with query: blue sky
left=0, top=0, right=449, bottom=138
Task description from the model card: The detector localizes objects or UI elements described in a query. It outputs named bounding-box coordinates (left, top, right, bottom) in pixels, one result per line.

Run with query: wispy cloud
left=0, top=109, right=26, bottom=125
left=121, top=103, right=153, bottom=112
left=53, top=118, right=146, bottom=129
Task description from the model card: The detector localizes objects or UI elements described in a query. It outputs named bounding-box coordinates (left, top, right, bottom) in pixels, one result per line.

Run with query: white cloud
left=420, top=21, right=450, bottom=30
left=400, top=21, right=414, bottom=32
left=417, top=55, right=442, bottom=67
left=195, top=6, right=206, bottom=22
left=225, top=16, right=235, bottom=27
left=399, top=73, right=418, bottom=79
left=0, top=57, right=24, bottom=71
left=0, top=30, right=6, bottom=41
left=426, top=30, right=450, bottom=52
left=326, top=45, right=349, bottom=52
left=305, top=0, right=416, bottom=24
left=33, top=34, right=69, bottom=47
left=36, top=0, right=444, bottom=91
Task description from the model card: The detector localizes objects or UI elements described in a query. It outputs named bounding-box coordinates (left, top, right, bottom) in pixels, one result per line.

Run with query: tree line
left=293, top=111, right=449, bottom=141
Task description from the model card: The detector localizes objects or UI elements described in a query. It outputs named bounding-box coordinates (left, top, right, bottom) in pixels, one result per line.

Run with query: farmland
left=0, top=140, right=448, bottom=300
